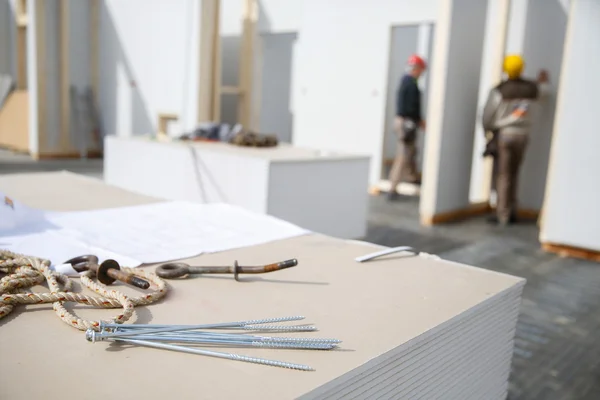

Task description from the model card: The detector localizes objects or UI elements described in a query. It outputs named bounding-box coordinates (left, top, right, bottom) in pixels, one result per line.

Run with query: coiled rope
left=0, top=249, right=167, bottom=331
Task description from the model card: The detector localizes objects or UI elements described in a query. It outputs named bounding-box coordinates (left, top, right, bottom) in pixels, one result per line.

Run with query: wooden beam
left=58, top=0, right=71, bottom=152
left=157, top=113, right=178, bottom=138
left=197, top=0, right=221, bottom=123
left=542, top=242, right=600, bottom=263
left=15, top=0, right=27, bottom=89
left=421, top=203, right=539, bottom=226
left=421, top=202, right=492, bottom=226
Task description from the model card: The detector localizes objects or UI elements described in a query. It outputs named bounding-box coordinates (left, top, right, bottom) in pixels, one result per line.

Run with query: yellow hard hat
left=503, top=54, right=524, bottom=79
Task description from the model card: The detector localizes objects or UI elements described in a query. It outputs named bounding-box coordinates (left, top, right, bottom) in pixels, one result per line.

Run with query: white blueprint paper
left=2, top=190, right=309, bottom=266
left=43, top=201, right=310, bottom=264
left=0, top=192, right=47, bottom=234
left=1, top=192, right=142, bottom=268
left=2, top=230, right=143, bottom=269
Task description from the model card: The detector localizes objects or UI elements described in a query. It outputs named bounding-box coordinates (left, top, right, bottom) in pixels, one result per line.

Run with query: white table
left=104, top=135, right=371, bottom=239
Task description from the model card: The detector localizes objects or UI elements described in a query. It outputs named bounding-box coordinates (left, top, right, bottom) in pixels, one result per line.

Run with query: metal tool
left=95, top=337, right=315, bottom=371
left=85, top=315, right=342, bottom=371
left=155, top=258, right=299, bottom=280
left=100, top=316, right=316, bottom=333
left=64, top=255, right=150, bottom=290
left=355, top=246, right=416, bottom=262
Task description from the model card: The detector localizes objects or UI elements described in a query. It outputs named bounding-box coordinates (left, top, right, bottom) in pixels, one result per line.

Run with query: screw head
left=85, top=329, right=97, bottom=343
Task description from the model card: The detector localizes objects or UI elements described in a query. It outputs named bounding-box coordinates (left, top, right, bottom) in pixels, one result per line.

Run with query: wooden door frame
left=199, top=0, right=257, bottom=128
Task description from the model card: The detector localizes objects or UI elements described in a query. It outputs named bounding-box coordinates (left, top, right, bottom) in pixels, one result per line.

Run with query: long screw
left=98, top=315, right=307, bottom=335
left=90, top=329, right=341, bottom=345
left=86, top=316, right=342, bottom=372
left=214, top=324, right=317, bottom=332
left=111, top=323, right=317, bottom=333
left=112, top=338, right=315, bottom=371
left=102, top=334, right=337, bottom=349
left=108, top=329, right=340, bottom=345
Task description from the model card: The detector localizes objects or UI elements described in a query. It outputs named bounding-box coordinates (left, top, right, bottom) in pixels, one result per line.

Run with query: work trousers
left=496, top=133, right=528, bottom=223
left=388, top=117, right=419, bottom=191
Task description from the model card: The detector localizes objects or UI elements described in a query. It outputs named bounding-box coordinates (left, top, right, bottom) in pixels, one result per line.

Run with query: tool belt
left=229, top=131, right=278, bottom=148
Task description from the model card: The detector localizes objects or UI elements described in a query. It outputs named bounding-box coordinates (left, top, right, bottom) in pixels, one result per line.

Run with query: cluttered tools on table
left=1, top=249, right=341, bottom=371
left=87, top=315, right=341, bottom=371
left=155, top=258, right=299, bottom=280
left=177, top=122, right=279, bottom=148
left=0, top=249, right=167, bottom=330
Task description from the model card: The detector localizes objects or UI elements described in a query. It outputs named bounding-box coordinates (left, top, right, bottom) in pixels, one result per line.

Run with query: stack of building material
left=301, top=275, right=524, bottom=399
left=0, top=172, right=527, bottom=400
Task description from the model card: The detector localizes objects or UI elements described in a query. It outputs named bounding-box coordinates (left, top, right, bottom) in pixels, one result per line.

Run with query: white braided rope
left=0, top=249, right=167, bottom=331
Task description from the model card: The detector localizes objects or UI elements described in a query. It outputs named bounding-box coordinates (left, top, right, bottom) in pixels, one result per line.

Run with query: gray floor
left=1, top=152, right=599, bottom=400
left=370, top=195, right=600, bottom=400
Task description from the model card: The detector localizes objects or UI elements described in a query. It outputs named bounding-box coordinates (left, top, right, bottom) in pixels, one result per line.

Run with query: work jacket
left=396, top=74, right=422, bottom=123
left=482, top=78, right=550, bottom=136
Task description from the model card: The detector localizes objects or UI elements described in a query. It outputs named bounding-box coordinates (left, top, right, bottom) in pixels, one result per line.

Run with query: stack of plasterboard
left=300, top=278, right=525, bottom=400
left=0, top=171, right=527, bottom=400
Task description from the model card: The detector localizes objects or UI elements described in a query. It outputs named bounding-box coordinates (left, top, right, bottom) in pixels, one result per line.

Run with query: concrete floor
left=370, top=195, right=600, bottom=400
left=1, top=152, right=599, bottom=400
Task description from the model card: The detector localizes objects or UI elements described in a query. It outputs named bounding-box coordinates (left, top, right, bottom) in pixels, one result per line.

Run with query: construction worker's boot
left=487, top=212, right=517, bottom=226
left=387, top=191, right=401, bottom=202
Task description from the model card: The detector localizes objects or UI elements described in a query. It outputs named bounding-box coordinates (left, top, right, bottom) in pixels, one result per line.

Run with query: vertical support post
left=15, top=0, right=28, bottom=90
left=538, top=0, right=578, bottom=238
left=28, top=0, right=47, bottom=158
left=212, top=0, right=222, bottom=122
left=58, top=0, right=71, bottom=152
left=211, top=0, right=221, bottom=121
left=238, top=0, right=257, bottom=129
left=197, top=0, right=221, bottom=123
left=419, top=0, right=490, bottom=225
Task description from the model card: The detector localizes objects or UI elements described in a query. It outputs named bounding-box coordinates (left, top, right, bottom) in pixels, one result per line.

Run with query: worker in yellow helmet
left=481, top=54, right=550, bottom=225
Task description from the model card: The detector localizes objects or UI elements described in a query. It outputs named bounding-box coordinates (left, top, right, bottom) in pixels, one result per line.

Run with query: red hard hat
left=407, top=54, right=427, bottom=69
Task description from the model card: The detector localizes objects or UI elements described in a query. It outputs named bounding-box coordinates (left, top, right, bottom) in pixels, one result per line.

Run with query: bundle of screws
left=86, top=316, right=341, bottom=371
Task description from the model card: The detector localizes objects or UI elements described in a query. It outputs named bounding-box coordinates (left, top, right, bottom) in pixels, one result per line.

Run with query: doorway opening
left=379, top=22, right=435, bottom=197
left=216, top=15, right=298, bottom=143
left=257, top=31, right=297, bottom=143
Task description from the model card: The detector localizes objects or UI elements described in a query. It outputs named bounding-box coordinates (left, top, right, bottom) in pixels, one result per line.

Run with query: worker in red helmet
left=387, top=54, right=427, bottom=201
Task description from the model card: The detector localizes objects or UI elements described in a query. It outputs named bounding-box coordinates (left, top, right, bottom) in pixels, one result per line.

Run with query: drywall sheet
left=420, top=0, right=488, bottom=218
left=540, top=0, right=600, bottom=252
left=97, top=0, right=202, bottom=137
